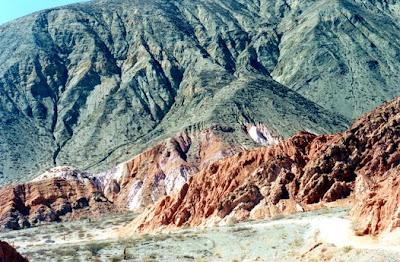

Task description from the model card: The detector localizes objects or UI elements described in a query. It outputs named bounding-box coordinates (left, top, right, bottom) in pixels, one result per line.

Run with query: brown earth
left=0, top=241, right=28, bottom=262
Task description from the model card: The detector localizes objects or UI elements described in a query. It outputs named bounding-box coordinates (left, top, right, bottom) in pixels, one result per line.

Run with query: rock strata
left=0, top=170, right=114, bottom=230
left=128, top=96, right=400, bottom=236
left=0, top=97, right=399, bottom=234
left=0, top=128, right=241, bottom=229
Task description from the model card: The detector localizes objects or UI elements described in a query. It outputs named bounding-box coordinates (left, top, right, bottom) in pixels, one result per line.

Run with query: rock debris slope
left=4, top=0, right=400, bottom=183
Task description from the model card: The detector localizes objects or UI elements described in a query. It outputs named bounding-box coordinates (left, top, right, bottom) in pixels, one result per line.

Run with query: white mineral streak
left=127, top=180, right=144, bottom=210
left=247, top=125, right=280, bottom=146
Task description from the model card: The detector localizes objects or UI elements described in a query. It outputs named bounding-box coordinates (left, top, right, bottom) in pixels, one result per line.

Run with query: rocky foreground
left=3, top=208, right=400, bottom=261
left=0, top=241, right=28, bottom=262
left=1, top=97, right=399, bottom=239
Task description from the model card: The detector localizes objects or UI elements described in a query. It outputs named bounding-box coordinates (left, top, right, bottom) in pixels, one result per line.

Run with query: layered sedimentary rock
left=1, top=97, right=399, bottom=234
left=94, top=127, right=243, bottom=212
left=0, top=241, right=28, bottom=262
left=129, top=96, right=400, bottom=236
left=5, top=0, right=400, bottom=184
left=0, top=167, right=115, bottom=230
left=130, top=132, right=342, bottom=232
left=0, top=127, right=244, bottom=229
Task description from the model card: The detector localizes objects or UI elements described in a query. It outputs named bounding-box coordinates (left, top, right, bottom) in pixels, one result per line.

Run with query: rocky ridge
left=127, top=96, right=400, bottom=236
left=1, top=96, right=398, bottom=236
left=4, top=0, right=400, bottom=183
left=0, top=127, right=248, bottom=230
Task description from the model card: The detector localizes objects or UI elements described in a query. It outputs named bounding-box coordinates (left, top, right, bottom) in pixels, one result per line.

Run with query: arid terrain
left=0, top=0, right=400, bottom=261
left=1, top=207, right=399, bottom=261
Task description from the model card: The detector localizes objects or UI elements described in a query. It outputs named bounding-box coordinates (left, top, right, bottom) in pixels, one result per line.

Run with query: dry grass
left=342, top=246, right=353, bottom=253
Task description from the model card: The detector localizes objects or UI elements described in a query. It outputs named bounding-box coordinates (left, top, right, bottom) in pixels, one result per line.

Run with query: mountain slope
left=271, top=0, right=400, bottom=117
left=1, top=96, right=399, bottom=234
left=1, top=0, right=400, bottom=183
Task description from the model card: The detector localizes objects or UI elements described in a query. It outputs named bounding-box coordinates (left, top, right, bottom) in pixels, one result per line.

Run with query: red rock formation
left=130, top=132, right=344, bottom=232
left=0, top=127, right=242, bottom=230
left=96, top=127, right=241, bottom=212
left=0, top=241, right=28, bottom=262
left=348, top=98, right=400, bottom=235
left=1, top=97, right=399, bottom=237
left=128, top=97, right=400, bottom=236
left=351, top=167, right=400, bottom=236
left=0, top=175, right=114, bottom=230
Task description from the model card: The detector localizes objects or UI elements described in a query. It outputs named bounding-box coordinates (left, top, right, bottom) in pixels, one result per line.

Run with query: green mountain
left=1, top=0, right=399, bottom=184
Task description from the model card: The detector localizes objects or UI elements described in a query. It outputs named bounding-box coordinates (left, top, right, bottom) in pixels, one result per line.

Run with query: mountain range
left=1, top=0, right=400, bottom=260
left=2, top=0, right=400, bottom=184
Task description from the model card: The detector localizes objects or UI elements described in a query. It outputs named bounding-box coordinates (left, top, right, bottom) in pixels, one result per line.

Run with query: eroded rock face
left=1, top=97, right=399, bottom=234
left=131, top=132, right=339, bottom=232
left=0, top=127, right=241, bottom=229
left=129, top=97, right=400, bottom=235
left=0, top=241, right=27, bottom=262
left=0, top=173, right=114, bottom=230
left=104, top=127, right=240, bottom=211
left=348, top=97, right=400, bottom=236
left=352, top=167, right=400, bottom=236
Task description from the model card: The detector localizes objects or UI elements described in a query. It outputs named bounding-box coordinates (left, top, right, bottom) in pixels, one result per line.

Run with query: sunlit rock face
left=107, top=128, right=241, bottom=211
left=246, top=124, right=281, bottom=146
left=127, top=96, right=400, bottom=236
left=1, top=96, right=399, bottom=235
left=0, top=176, right=114, bottom=230
left=349, top=98, right=400, bottom=236
left=0, top=128, right=241, bottom=229
left=31, top=166, right=92, bottom=182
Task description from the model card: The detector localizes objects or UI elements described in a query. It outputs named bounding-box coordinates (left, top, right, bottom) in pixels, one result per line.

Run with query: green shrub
left=86, top=242, right=109, bottom=256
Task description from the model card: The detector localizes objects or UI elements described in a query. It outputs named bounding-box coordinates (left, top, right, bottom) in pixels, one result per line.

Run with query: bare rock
left=0, top=241, right=28, bottom=262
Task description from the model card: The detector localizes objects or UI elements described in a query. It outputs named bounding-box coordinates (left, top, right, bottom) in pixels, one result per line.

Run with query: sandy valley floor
left=1, top=208, right=399, bottom=262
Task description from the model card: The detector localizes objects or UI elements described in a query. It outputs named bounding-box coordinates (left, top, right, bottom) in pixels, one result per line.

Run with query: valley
left=0, top=0, right=400, bottom=261
left=3, top=208, right=399, bottom=261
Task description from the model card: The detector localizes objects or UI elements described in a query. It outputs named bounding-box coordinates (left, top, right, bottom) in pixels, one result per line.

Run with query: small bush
left=291, top=238, right=303, bottom=247
left=111, top=255, right=123, bottom=262
left=142, top=253, right=158, bottom=262
left=86, top=242, right=109, bottom=256
left=51, top=248, right=76, bottom=257
left=342, top=246, right=353, bottom=253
